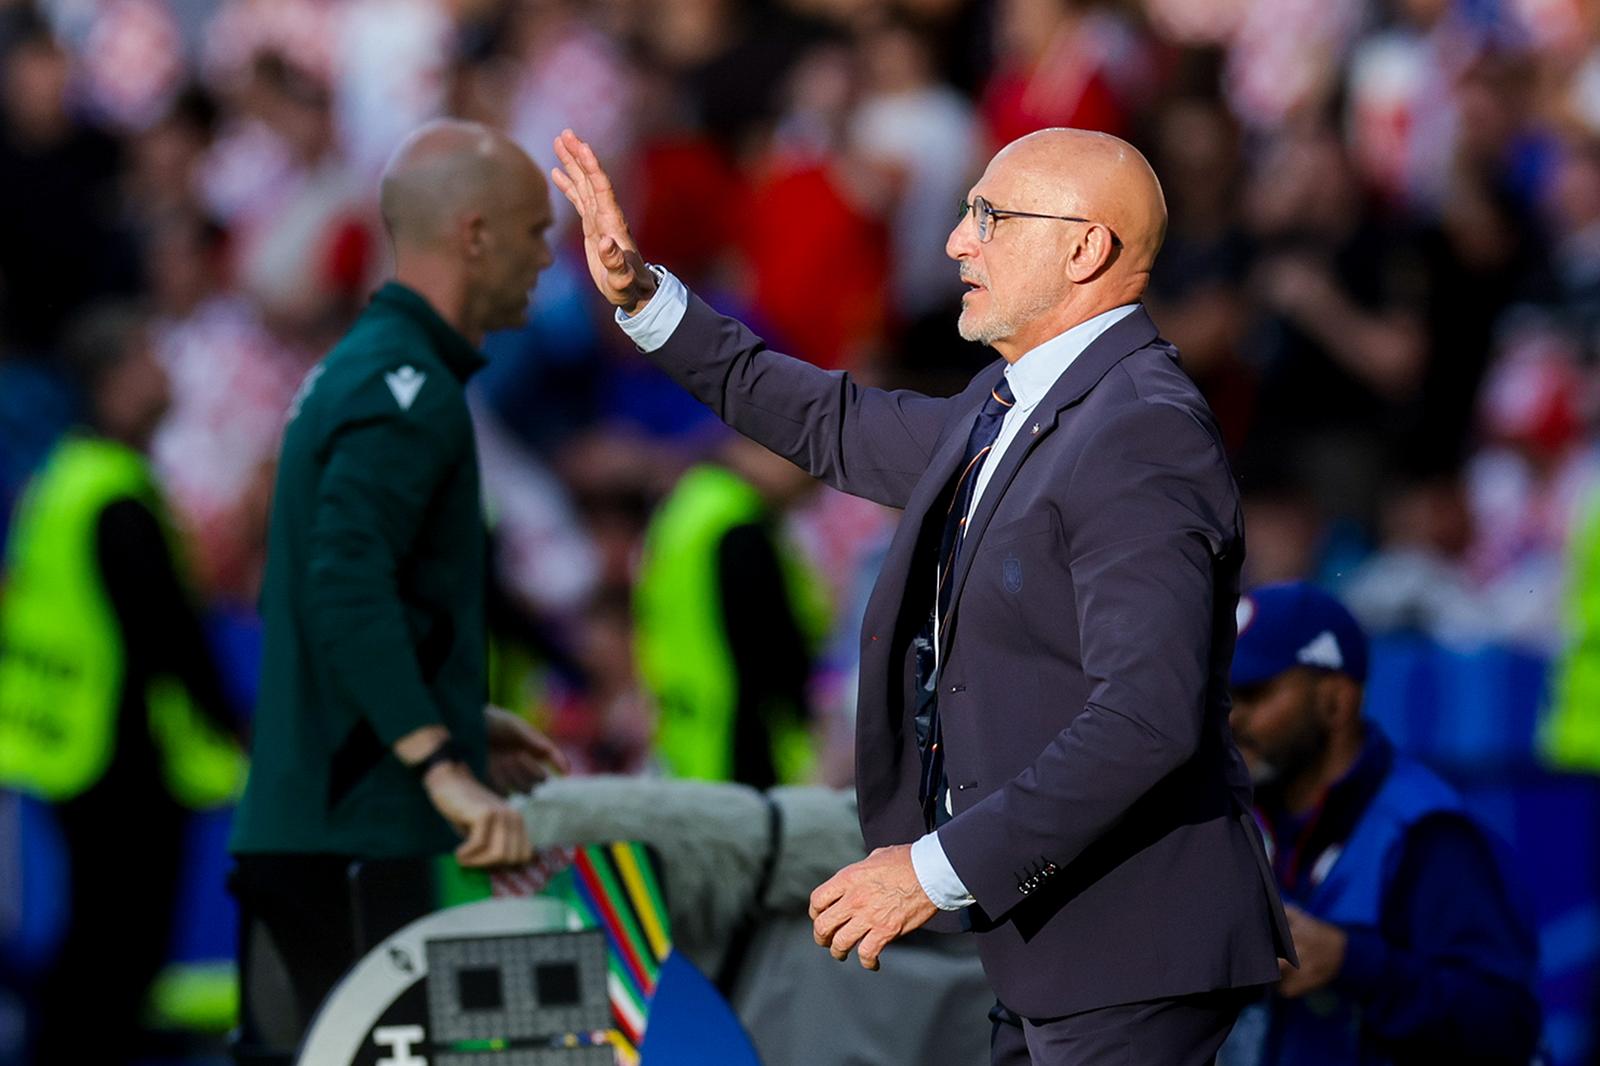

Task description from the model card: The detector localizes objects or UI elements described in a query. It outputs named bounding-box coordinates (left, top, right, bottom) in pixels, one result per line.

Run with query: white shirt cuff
left=910, top=830, right=975, bottom=911
left=614, top=265, right=688, bottom=352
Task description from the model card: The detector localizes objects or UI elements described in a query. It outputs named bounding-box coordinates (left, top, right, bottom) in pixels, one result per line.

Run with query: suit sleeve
left=302, top=381, right=459, bottom=747
left=936, top=397, right=1237, bottom=921
left=648, top=290, right=966, bottom=509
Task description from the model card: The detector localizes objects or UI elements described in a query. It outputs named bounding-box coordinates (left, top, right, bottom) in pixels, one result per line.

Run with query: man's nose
left=946, top=216, right=978, bottom=260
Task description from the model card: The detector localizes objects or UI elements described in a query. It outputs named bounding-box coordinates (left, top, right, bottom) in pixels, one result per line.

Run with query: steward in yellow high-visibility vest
left=0, top=306, right=244, bottom=1066
left=635, top=439, right=831, bottom=788
left=0, top=433, right=244, bottom=807
left=1546, top=489, right=1600, bottom=772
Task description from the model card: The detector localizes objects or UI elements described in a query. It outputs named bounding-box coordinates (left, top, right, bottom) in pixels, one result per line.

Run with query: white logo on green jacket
left=385, top=366, right=426, bottom=411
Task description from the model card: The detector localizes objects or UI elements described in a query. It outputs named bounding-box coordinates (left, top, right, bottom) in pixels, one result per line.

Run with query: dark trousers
left=989, top=987, right=1262, bottom=1066
left=33, top=765, right=185, bottom=1066
left=231, top=854, right=359, bottom=1055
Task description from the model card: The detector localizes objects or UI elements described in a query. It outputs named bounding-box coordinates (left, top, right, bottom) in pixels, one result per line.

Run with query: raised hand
left=551, top=129, right=657, bottom=314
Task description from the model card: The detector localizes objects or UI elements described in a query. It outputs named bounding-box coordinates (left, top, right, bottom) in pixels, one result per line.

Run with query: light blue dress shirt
left=617, top=266, right=1139, bottom=910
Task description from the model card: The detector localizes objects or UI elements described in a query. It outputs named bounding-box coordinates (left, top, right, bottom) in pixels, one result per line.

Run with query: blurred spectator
left=200, top=0, right=338, bottom=94
left=635, top=435, right=830, bottom=788
left=1237, top=124, right=1430, bottom=527
left=1462, top=333, right=1599, bottom=650
left=330, top=0, right=452, bottom=177
left=1143, top=92, right=1255, bottom=451
left=145, top=210, right=303, bottom=604
left=1241, top=490, right=1328, bottom=587
left=849, top=14, right=980, bottom=321
left=475, top=403, right=601, bottom=619
left=1403, top=54, right=1546, bottom=477
left=1345, top=322, right=1597, bottom=653
left=1224, top=0, right=1362, bottom=131
left=1344, top=0, right=1485, bottom=213
left=0, top=303, right=245, bottom=1065
left=0, top=20, right=136, bottom=353
left=502, top=0, right=633, bottom=215
left=558, top=427, right=675, bottom=588
left=1343, top=473, right=1487, bottom=642
left=740, top=40, right=891, bottom=369
left=539, top=586, right=653, bottom=775
left=123, top=85, right=221, bottom=229
left=75, top=0, right=187, bottom=133
left=629, top=119, right=751, bottom=289
left=223, top=52, right=376, bottom=345
left=978, top=0, right=1146, bottom=146
left=1547, top=134, right=1600, bottom=359
left=637, top=0, right=829, bottom=158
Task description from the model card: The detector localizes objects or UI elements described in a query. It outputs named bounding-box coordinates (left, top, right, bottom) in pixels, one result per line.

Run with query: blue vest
left=1225, top=756, right=1465, bottom=1066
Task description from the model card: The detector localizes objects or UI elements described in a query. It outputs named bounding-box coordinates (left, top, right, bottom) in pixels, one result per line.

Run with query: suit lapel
left=936, top=307, right=1160, bottom=660
left=859, top=378, right=997, bottom=639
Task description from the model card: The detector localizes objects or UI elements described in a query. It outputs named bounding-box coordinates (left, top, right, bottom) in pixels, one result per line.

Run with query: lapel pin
left=1031, top=422, right=1041, bottom=435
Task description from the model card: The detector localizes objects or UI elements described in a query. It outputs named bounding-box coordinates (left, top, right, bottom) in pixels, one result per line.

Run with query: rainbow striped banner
left=510, top=842, right=673, bottom=1064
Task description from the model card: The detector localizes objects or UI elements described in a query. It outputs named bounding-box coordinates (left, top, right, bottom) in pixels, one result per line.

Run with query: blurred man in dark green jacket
left=230, top=120, right=566, bottom=1049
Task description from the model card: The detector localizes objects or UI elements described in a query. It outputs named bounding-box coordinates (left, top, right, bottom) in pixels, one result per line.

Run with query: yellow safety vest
left=634, top=465, right=830, bottom=784
left=1545, top=491, right=1600, bottom=773
left=0, top=435, right=244, bottom=807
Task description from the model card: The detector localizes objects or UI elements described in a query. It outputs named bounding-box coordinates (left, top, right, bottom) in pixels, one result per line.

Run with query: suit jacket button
left=1043, top=862, right=1057, bottom=875
left=1017, top=881, right=1030, bottom=894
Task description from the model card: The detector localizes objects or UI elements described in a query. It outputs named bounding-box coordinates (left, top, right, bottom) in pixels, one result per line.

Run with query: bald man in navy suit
left=554, top=126, right=1292, bottom=1065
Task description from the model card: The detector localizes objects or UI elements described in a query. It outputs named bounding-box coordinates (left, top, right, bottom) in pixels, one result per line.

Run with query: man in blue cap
left=1223, top=581, right=1542, bottom=1065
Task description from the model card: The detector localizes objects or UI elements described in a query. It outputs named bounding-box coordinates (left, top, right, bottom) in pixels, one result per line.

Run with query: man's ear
left=1319, top=674, right=1363, bottom=731
left=1063, top=225, right=1115, bottom=283
left=460, top=212, right=488, bottom=260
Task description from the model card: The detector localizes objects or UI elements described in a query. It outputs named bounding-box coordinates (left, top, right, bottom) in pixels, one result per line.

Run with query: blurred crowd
left=1, top=0, right=1599, bottom=776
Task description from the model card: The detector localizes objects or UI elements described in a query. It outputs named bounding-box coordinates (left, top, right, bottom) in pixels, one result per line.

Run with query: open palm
left=551, top=128, right=656, bottom=313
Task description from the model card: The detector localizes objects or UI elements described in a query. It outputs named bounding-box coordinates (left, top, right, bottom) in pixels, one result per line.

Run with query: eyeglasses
left=958, top=195, right=1122, bottom=248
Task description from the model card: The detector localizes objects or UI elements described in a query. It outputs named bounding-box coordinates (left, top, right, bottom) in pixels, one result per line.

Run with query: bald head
left=948, top=127, right=1168, bottom=360
left=991, top=128, right=1168, bottom=280
left=380, top=119, right=547, bottom=249
left=381, top=120, right=555, bottom=339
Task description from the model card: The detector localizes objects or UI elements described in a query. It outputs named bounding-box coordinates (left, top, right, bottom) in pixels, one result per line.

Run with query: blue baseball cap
left=1231, top=581, right=1369, bottom=688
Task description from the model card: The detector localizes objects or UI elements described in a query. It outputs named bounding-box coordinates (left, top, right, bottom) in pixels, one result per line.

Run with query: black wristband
left=410, top=736, right=468, bottom=779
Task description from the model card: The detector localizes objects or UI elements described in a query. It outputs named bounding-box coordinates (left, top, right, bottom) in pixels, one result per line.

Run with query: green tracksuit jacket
left=231, top=283, right=490, bottom=857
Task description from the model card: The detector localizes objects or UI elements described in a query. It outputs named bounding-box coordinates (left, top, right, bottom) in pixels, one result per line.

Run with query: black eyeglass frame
left=958, top=195, right=1123, bottom=248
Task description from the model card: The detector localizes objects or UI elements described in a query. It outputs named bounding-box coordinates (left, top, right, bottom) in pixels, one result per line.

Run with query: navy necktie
left=915, top=377, right=1015, bottom=829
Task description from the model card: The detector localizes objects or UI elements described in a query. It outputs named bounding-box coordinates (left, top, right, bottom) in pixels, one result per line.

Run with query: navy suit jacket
left=650, top=295, right=1292, bottom=1018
